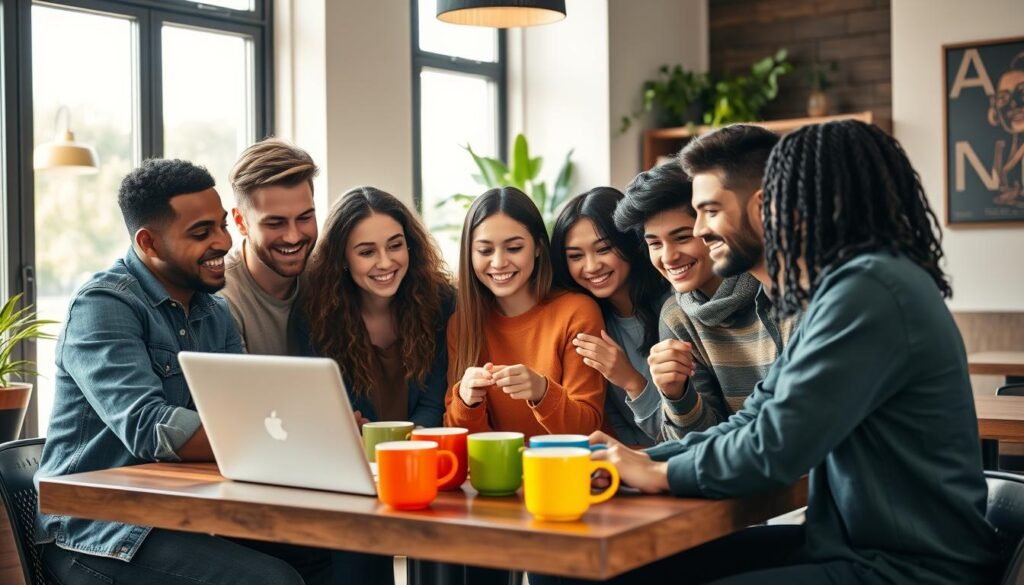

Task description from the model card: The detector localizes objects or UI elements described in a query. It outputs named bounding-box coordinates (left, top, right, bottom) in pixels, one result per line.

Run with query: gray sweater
left=649, top=252, right=1001, bottom=584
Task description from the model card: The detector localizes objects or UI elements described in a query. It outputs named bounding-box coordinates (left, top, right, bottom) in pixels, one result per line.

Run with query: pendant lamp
left=33, top=106, right=99, bottom=175
left=437, top=0, right=566, bottom=28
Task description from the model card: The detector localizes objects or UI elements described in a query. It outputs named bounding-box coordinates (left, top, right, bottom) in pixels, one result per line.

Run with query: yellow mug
left=522, top=447, right=620, bottom=522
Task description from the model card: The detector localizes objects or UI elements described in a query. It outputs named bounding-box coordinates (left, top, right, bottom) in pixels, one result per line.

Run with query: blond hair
left=229, top=138, right=319, bottom=208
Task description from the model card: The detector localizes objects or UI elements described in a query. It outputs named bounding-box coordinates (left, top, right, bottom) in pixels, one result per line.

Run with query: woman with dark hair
left=445, top=187, right=606, bottom=437
left=550, top=188, right=669, bottom=446
left=301, top=186, right=453, bottom=428
left=574, top=120, right=1001, bottom=585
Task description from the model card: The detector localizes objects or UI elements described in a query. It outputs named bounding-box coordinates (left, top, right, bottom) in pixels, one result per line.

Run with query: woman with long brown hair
left=445, top=186, right=606, bottom=437
left=301, top=186, right=453, bottom=428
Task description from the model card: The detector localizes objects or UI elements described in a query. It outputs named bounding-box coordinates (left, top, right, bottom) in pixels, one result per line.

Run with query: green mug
left=467, top=431, right=525, bottom=496
left=362, top=421, right=414, bottom=462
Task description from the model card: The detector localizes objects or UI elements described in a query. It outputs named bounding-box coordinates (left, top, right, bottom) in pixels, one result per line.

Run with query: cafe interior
left=0, top=0, right=1022, bottom=583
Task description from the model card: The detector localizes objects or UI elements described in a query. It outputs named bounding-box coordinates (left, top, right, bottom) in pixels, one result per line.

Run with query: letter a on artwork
left=950, top=49, right=995, bottom=98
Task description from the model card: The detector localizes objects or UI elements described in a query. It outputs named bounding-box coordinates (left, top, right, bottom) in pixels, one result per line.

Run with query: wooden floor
left=0, top=505, right=24, bottom=585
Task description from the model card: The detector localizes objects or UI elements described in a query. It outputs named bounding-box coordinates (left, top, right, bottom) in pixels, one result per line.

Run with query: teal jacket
left=647, top=252, right=1001, bottom=584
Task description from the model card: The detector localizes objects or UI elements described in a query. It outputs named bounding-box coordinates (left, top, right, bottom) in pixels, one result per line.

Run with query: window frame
left=410, top=0, right=507, bottom=212
left=4, top=0, right=273, bottom=437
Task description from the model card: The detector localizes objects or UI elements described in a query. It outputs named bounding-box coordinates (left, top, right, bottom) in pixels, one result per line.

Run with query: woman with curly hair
left=300, top=186, right=453, bottom=428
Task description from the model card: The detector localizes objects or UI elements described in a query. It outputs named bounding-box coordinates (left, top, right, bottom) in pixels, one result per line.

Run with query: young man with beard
left=34, top=160, right=328, bottom=584
left=221, top=139, right=318, bottom=355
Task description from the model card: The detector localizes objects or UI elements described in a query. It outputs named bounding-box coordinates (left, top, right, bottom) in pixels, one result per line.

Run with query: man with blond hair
left=221, top=138, right=319, bottom=355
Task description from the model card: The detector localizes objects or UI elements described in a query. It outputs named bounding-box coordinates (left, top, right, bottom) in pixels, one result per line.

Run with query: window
left=23, top=0, right=270, bottom=436
left=412, top=0, right=506, bottom=265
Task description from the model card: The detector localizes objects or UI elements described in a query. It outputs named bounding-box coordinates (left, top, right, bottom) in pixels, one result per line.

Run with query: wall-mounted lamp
left=33, top=106, right=99, bottom=175
left=437, top=0, right=566, bottom=28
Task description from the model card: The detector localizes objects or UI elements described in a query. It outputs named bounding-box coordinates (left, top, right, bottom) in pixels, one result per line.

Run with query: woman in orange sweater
left=445, top=187, right=606, bottom=437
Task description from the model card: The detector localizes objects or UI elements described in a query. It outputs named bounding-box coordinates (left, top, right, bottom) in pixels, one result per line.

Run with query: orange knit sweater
left=444, top=291, right=607, bottom=438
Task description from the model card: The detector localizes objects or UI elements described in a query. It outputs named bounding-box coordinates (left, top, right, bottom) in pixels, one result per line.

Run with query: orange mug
left=410, top=427, right=468, bottom=491
left=376, top=440, right=459, bottom=510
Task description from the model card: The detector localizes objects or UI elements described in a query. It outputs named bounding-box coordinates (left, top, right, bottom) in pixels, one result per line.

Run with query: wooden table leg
left=982, top=439, right=1000, bottom=470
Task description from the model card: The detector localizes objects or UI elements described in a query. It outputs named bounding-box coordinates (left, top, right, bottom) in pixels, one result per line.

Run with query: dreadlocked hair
left=762, top=120, right=952, bottom=317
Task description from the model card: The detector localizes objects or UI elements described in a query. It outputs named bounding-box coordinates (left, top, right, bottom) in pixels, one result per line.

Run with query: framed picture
left=943, top=36, right=1024, bottom=227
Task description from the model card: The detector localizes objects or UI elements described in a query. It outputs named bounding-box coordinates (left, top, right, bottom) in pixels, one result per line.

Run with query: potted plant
left=621, top=65, right=711, bottom=132
left=433, top=133, right=575, bottom=234
left=705, top=49, right=793, bottom=126
left=0, top=293, right=57, bottom=442
left=805, top=60, right=838, bottom=118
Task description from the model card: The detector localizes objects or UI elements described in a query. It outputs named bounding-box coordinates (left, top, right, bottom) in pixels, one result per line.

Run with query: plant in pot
left=805, top=60, right=838, bottom=118
left=620, top=64, right=711, bottom=132
left=0, top=293, right=57, bottom=442
left=705, top=49, right=793, bottom=126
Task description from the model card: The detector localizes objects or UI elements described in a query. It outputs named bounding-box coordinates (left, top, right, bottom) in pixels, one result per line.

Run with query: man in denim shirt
left=35, top=160, right=326, bottom=584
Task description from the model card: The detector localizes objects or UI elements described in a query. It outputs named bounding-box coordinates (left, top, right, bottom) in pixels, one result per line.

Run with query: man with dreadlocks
left=581, top=120, right=1001, bottom=584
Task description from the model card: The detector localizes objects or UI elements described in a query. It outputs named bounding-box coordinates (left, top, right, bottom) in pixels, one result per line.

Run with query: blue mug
left=528, top=434, right=606, bottom=450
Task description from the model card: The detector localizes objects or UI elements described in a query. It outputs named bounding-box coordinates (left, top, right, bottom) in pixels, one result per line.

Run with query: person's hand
left=459, top=363, right=494, bottom=407
left=573, top=331, right=647, bottom=397
left=647, top=339, right=696, bottom=400
left=588, top=431, right=670, bottom=494
left=491, top=364, right=548, bottom=403
left=353, top=410, right=370, bottom=429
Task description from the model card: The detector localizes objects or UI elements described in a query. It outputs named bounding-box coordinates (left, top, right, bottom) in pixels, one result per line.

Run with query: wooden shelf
left=642, top=111, right=876, bottom=170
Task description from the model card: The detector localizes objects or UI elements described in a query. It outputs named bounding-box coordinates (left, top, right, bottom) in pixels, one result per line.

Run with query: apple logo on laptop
left=264, top=411, right=288, bottom=441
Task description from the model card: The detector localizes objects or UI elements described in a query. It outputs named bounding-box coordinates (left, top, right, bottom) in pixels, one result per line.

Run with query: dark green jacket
left=647, top=252, right=1001, bottom=584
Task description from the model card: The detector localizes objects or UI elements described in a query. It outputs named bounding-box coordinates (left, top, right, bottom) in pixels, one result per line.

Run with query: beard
left=161, top=258, right=226, bottom=295
left=250, top=238, right=313, bottom=278
left=709, top=209, right=764, bottom=278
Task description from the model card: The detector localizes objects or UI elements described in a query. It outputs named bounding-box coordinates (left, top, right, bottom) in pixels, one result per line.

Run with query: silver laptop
left=178, top=352, right=376, bottom=496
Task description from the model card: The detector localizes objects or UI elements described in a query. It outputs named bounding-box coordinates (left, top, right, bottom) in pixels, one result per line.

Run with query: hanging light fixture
left=33, top=106, right=99, bottom=175
left=437, top=0, right=566, bottom=28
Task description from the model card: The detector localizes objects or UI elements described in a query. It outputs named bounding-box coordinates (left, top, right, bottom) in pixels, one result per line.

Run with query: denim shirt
left=34, top=248, right=241, bottom=561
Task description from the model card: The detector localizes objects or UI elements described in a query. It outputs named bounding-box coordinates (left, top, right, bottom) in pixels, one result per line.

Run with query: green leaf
left=434, top=193, right=477, bottom=208
left=465, top=144, right=507, bottom=188
left=552, top=150, right=575, bottom=210
left=510, top=134, right=531, bottom=189
left=528, top=156, right=543, bottom=181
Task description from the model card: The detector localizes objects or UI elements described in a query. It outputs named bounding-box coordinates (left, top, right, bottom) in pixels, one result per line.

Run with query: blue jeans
left=41, top=529, right=331, bottom=585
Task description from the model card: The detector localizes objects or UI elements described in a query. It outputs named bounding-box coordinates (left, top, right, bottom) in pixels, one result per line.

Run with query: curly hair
left=117, top=159, right=215, bottom=234
left=762, top=120, right=952, bottom=317
left=615, top=160, right=695, bottom=234
left=302, top=187, right=452, bottom=397
left=551, top=187, right=667, bottom=354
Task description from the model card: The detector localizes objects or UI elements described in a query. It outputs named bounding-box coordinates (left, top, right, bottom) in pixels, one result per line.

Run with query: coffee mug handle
left=436, top=449, right=459, bottom=487
left=588, top=461, right=620, bottom=505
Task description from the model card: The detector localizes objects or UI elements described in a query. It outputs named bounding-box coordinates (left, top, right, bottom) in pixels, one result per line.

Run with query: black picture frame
left=943, top=36, right=1024, bottom=227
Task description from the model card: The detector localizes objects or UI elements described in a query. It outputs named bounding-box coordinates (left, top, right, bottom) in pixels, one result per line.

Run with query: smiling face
left=150, top=187, right=233, bottom=295
left=344, top=212, right=409, bottom=303
left=563, top=218, right=631, bottom=300
left=692, top=172, right=765, bottom=278
left=471, top=212, right=538, bottom=314
left=236, top=182, right=317, bottom=278
left=642, top=207, right=719, bottom=296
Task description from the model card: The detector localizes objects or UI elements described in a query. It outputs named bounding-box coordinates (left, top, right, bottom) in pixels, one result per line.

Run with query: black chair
left=987, top=471, right=1024, bottom=584
left=997, top=385, right=1024, bottom=471
left=0, top=438, right=48, bottom=585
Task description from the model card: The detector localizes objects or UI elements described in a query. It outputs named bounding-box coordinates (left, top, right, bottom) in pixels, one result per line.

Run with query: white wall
left=276, top=0, right=707, bottom=214
left=608, top=0, right=707, bottom=189
left=892, top=0, right=1024, bottom=311
left=275, top=0, right=414, bottom=210
left=518, top=0, right=611, bottom=195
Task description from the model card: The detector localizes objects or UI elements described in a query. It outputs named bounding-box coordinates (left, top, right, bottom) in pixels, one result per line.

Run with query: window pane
left=418, top=0, right=497, bottom=62
left=419, top=68, right=499, bottom=266
left=188, top=0, right=253, bottom=11
left=162, top=24, right=254, bottom=240
left=32, top=5, right=138, bottom=434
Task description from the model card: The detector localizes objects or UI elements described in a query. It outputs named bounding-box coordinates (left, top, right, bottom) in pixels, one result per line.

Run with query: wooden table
left=969, top=351, right=1024, bottom=379
left=977, top=395, right=1024, bottom=441
left=39, top=463, right=807, bottom=581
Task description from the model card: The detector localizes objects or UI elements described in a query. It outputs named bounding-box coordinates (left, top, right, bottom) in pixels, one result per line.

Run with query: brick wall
left=709, top=0, right=891, bottom=123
